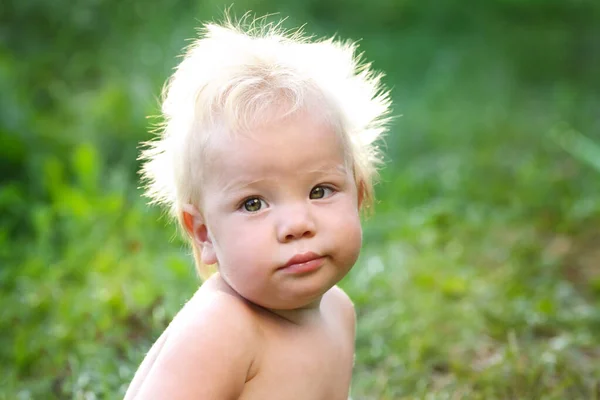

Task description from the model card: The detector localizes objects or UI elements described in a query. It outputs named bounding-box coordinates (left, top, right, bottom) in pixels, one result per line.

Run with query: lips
left=279, top=252, right=325, bottom=274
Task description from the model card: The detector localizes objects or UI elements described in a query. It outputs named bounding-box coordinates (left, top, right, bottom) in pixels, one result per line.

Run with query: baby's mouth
left=278, top=252, right=325, bottom=274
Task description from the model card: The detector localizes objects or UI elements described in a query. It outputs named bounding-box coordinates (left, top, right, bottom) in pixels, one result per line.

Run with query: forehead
left=204, top=111, right=348, bottom=184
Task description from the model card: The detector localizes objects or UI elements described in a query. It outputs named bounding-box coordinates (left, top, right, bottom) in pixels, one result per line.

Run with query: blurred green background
left=2, top=0, right=600, bottom=399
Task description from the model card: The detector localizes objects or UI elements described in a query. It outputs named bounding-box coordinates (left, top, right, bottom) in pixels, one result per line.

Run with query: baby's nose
left=276, top=205, right=316, bottom=242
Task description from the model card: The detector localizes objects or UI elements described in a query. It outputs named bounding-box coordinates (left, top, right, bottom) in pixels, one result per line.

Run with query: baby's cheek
left=227, top=233, right=272, bottom=270
left=332, top=210, right=362, bottom=262
left=347, top=220, right=363, bottom=261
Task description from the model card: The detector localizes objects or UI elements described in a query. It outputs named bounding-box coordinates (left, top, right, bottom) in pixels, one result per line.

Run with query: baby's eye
left=242, top=197, right=267, bottom=212
left=309, top=186, right=334, bottom=200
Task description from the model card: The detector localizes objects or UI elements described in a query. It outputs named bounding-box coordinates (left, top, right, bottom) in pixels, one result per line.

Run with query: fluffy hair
left=139, top=14, right=392, bottom=276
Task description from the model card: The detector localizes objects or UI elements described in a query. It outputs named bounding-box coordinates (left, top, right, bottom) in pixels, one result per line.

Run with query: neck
left=210, top=273, right=325, bottom=325
left=264, top=297, right=324, bottom=325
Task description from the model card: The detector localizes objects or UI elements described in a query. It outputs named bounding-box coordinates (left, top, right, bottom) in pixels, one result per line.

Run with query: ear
left=181, top=204, right=218, bottom=265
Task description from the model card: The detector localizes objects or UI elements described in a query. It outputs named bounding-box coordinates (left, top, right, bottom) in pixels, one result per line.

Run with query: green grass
left=2, top=0, right=600, bottom=398
left=347, top=214, right=600, bottom=399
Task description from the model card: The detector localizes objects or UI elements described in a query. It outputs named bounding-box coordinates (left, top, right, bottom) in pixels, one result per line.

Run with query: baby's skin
left=125, top=110, right=361, bottom=399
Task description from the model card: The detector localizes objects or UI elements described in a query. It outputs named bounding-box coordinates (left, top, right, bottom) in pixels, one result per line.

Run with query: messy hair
left=139, top=14, right=392, bottom=276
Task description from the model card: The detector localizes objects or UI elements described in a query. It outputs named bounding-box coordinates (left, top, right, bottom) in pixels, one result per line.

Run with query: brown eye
left=243, top=198, right=264, bottom=212
left=310, top=186, right=333, bottom=199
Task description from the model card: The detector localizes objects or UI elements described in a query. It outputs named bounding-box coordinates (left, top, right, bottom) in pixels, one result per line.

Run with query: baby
left=124, top=14, right=391, bottom=400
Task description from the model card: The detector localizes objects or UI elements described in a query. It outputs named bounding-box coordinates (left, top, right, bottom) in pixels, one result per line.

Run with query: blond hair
left=140, top=14, right=392, bottom=278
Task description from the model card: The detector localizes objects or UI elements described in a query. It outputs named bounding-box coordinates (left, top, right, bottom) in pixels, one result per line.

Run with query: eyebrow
left=220, top=177, right=268, bottom=193
left=307, top=164, right=348, bottom=175
left=220, top=164, right=348, bottom=193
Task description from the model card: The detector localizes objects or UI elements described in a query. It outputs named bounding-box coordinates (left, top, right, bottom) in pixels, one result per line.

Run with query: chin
left=254, top=281, right=332, bottom=310
left=284, top=276, right=342, bottom=308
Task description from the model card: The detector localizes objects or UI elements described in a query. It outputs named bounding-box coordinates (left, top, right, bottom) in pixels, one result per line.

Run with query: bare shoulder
left=170, top=280, right=261, bottom=338
left=125, top=278, right=261, bottom=400
left=324, top=285, right=356, bottom=332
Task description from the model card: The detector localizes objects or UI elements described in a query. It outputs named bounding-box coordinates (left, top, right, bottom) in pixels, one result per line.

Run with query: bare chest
left=239, top=324, right=354, bottom=400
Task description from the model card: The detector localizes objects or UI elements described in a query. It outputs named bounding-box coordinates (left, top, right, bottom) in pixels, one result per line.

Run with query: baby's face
left=199, top=111, right=363, bottom=310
